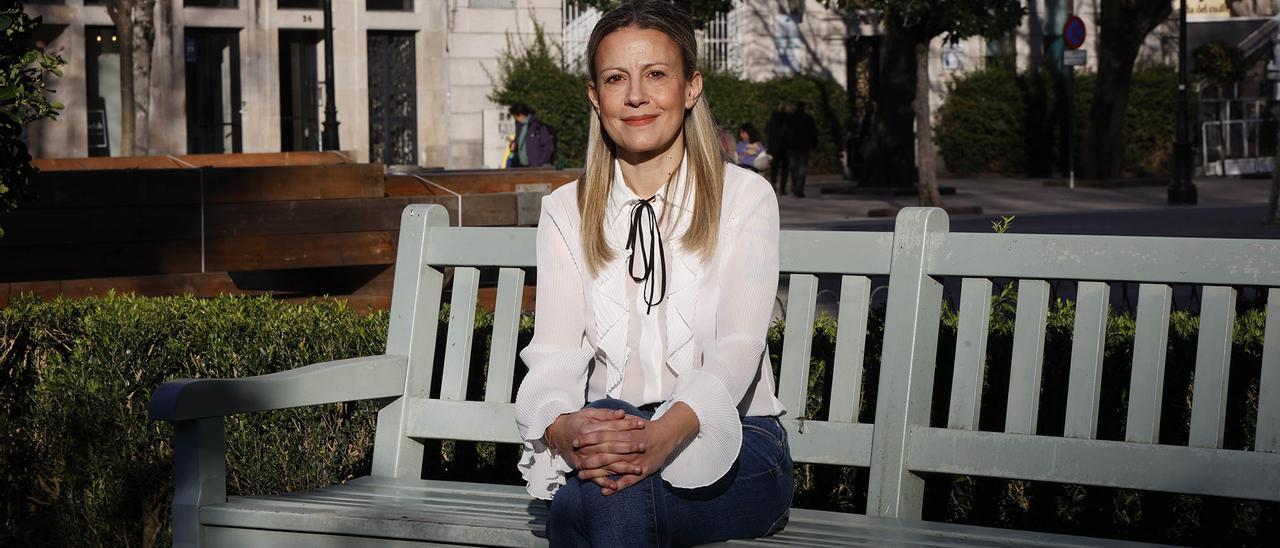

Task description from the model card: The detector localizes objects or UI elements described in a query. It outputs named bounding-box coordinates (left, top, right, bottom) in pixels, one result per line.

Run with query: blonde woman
left=512, top=1, right=792, bottom=545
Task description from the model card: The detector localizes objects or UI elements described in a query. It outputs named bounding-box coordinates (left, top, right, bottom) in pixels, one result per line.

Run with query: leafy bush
left=2, top=291, right=1274, bottom=546
left=937, top=64, right=1180, bottom=177
left=0, top=7, right=65, bottom=238
left=490, top=28, right=848, bottom=172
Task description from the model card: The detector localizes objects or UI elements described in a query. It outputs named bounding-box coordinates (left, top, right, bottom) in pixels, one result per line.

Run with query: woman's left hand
left=580, top=402, right=700, bottom=496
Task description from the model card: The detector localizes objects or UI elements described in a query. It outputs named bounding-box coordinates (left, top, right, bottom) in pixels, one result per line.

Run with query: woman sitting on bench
left=512, top=1, right=792, bottom=546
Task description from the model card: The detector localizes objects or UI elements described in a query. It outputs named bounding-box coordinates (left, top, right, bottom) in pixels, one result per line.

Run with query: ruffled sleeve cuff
left=519, top=439, right=575, bottom=500
left=652, top=369, right=743, bottom=488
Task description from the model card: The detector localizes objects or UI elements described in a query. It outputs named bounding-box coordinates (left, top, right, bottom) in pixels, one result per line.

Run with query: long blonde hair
left=579, top=0, right=726, bottom=276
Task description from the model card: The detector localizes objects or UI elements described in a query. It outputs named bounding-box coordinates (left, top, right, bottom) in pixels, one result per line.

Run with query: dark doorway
left=279, top=30, right=321, bottom=152
left=185, top=28, right=242, bottom=154
left=367, top=31, right=418, bottom=166
left=85, top=26, right=122, bottom=157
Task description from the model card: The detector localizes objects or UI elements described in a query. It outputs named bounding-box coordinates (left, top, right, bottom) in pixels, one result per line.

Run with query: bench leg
left=173, top=418, right=227, bottom=548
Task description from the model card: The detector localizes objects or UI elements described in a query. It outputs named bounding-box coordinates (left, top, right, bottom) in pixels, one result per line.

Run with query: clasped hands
left=545, top=403, right=698, bottom=496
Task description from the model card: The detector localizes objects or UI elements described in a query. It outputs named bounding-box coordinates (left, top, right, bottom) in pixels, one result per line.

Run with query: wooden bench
left=150, top=205, right=1280, bottom=546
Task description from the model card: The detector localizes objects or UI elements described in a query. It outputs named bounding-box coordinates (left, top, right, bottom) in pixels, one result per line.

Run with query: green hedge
left=490, top=29, right=848, bottom=173
left=937, top=65, right=1180, bottom=177
left=1, top=292, right=1275, bottom=546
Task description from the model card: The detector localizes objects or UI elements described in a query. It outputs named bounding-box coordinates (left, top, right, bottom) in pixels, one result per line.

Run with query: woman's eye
left=604, top=74, right=623, bottom=84
left=648, top=71, right=666, bottom=79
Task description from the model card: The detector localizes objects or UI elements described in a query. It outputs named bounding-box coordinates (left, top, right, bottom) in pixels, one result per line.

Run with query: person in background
left=764, top=102, right=790, bottom=193
left=508, top=102, right=556, bottom=167
left=785, top=101, right=816, bottom=198
left=735, top=123, right=766, bottom=172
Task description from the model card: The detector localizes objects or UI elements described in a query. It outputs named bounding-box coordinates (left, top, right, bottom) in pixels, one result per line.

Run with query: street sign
left=1064, top=50, right=1088, bottom=66
left=1064, top=16, right=1087, bottom=50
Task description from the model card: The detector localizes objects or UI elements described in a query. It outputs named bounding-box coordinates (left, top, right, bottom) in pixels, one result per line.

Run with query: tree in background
left=1083, top=0, right=1173, bottom=179
left=105, top=0, right=157, bottom=157
left=1, top=6, right=65, bottom=239
left=840, top=0, right=1023, bottom=206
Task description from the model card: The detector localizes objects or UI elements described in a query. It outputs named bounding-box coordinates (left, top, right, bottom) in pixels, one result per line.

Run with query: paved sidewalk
left=778, top=176, right=1275, bottom=229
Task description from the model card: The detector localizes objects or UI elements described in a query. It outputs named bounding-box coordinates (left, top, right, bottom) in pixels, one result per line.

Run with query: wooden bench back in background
left=868, top=208, right=1280, bottom=519
left=370, top=203, right=897, bottom=478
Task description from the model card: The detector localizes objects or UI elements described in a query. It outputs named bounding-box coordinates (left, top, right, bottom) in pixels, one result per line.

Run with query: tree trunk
left=915, top=40, right=943, bottom=207
left=107, top=0, right=157, bottom=157
left=1083, top=0, right=1173, bottom=179
left=865, top=24, right=919, bottom=188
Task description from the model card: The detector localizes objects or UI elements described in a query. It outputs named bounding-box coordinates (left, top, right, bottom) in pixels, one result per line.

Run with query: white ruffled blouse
left=513, top=159, right=786, bottom=500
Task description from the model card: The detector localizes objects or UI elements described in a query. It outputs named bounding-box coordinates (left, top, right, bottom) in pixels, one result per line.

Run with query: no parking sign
left=1064, top=16, right=1086, bottom=50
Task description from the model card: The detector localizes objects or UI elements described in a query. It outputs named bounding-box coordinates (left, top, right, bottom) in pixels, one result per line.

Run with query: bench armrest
left=150, top=354, right=409, bottom=422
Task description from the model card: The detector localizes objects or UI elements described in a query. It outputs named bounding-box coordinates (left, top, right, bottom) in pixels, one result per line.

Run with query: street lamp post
left=321, top=0, right=340, bottom=151
left=1169, top=0, right=1198, bottom=205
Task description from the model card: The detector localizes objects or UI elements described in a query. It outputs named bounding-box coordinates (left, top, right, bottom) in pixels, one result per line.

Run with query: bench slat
left=420, top=229, right=893, bottom=273
left=782, top=419, right=873, bottom=467
left=439, top=267, right=481, bottom=401
left=931, top=233, right=1280, bottom=286
left=949, top=278, right=993, bottom=430
left=1064, top=282, right=1109, bottom=439
left=779, top=231, right=893, bottom=274
left=1006, top=280, right=1050, bottom=435
left=829, top=276, right=871, bottom=423
left=778, top=274, right=819, bottom=418
left=486, top=268, right=526, bottom=403
left=908, top=427, right=1280, bottom=503
left=1189, top=286, right=1237, bottom=449
left=1126, top=284, right=1172, bottom=444
left=1258, top=289, right=1280, bottom=453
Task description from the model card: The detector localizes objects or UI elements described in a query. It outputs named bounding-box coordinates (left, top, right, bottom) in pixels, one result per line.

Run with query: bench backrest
left=867, top=208, right=1280, bottom=518
left=369, top=203, right=895, bottom=478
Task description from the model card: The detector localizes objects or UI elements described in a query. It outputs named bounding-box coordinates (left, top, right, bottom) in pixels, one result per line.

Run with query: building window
left=185, top=0, right=238, bottom=7
left=185, top=28, right=243, bottom=154
left=469, top=0, right=515, bottom=8
left=367, top=31, right=418, bottom=165
left=278, top=0, right=322, bottom=8
left=280, top=30, right=322, bottom=152
left=85, top=27, right=122, bottom=157
left=368, top=0, right=413, bottom=10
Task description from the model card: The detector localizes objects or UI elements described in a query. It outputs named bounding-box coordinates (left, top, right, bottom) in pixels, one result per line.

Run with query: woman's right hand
left=546, top=408, right=647, bottom=489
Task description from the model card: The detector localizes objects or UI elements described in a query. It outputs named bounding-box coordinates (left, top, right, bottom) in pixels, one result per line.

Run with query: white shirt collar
left=606, top=152, right=691, bottom=231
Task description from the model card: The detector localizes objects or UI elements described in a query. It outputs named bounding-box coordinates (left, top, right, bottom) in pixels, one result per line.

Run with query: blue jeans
left=546, top=399, right=794, bottom=547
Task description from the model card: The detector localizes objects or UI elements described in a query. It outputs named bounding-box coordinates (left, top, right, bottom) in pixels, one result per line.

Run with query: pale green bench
left=151, top=205, right=1280, bottom=546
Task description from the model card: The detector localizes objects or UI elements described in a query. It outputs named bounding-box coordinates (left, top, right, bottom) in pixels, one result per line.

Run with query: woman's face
left=739, top=129, right=748, bottom=142
left=588, top=26, right=702, bottom=159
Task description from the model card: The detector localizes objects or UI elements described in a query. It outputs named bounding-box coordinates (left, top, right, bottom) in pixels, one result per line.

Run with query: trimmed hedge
left=490, top=29, right=848, bottom=173
left=1, top=291, right=1275, bottom=546
left=937, top=65, right=1180, bottom=177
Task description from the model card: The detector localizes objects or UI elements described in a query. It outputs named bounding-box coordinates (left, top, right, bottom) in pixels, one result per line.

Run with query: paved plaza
left=780, top=176, right=1280, bottom=239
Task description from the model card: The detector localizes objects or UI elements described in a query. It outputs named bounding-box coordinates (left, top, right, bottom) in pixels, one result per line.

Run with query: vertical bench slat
left=948, top=278, right=993, bottom=430
left=1189, top=286, right=1238, bottom=448
left=777, top=274, right=819, bottom=418
left=1064, top=281, right=1109, bottom=439
left=1126, top=284, right=1173, bottom=444
left=1257, top=288, right=1280, bottom=453
left=1006, top=279, right=1050, bottom=435
left=439, top=267, right=481, bottom=401
left=485, top=268, right=526, bottom=403
left=829, top=275, right=871, bottom=423
left=374, top=204, right=448, bottom=478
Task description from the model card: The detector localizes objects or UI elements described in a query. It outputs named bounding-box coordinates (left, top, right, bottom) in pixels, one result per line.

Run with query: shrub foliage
left=937, top=65, right=1180, bottom=177
left=1, top=291, right=1274, bottom=546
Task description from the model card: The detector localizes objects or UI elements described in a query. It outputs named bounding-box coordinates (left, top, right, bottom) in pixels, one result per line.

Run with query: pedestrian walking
left=786, top=101, right=816, bottom=198
left=508, top=102, right=556, bottom=167
left=765, top=102, right=791, bottom=193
